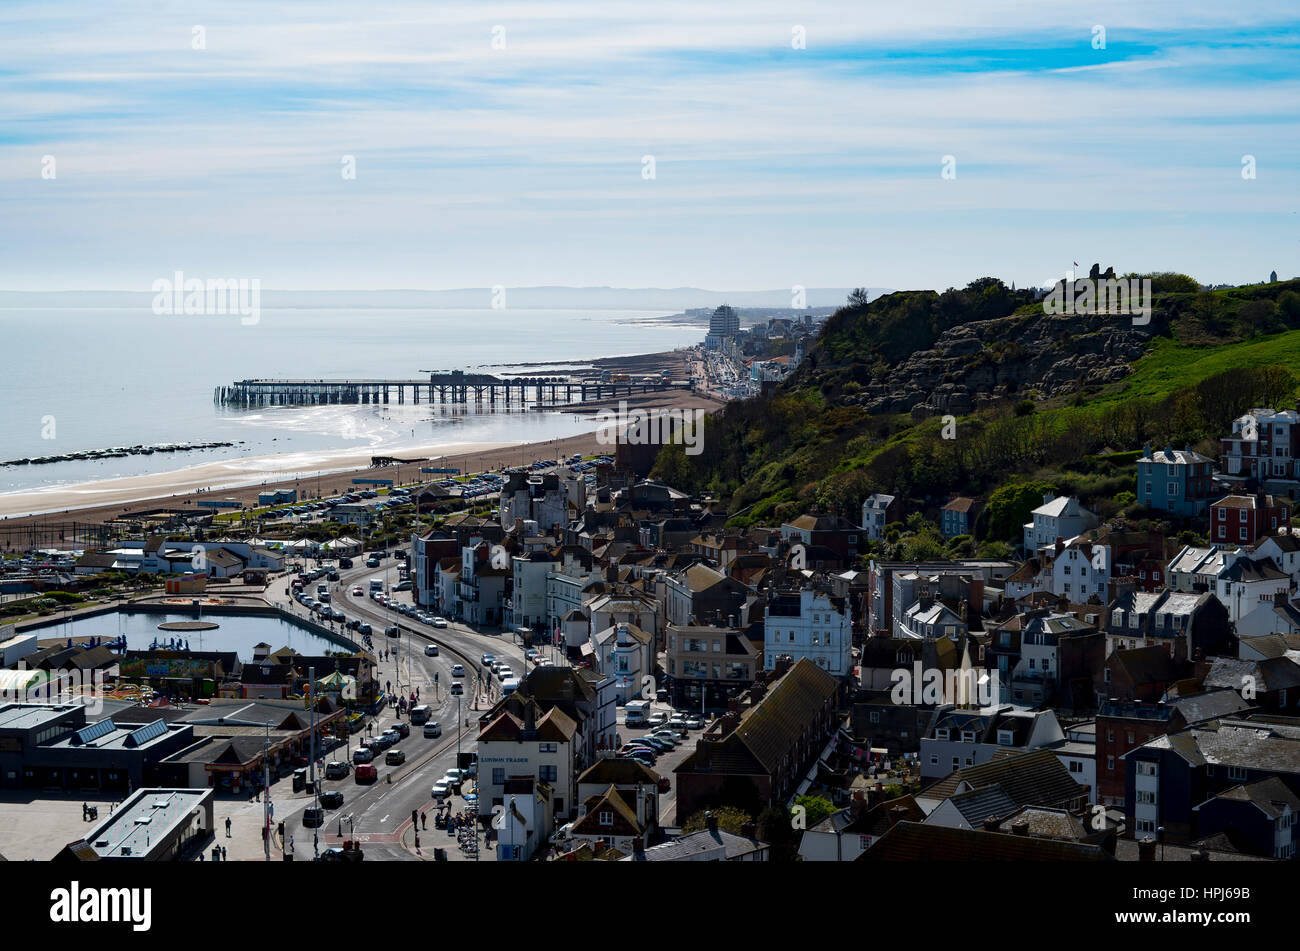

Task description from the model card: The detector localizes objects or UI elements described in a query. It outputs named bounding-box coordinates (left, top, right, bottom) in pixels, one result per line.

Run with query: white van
left=501, top=677, right=521, bottom=697
left=369, top=577, right=384, bottom=593
left=624, top=700, right=650, bottom=726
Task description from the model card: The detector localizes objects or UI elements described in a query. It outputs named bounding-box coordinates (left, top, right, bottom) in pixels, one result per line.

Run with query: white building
left=763, top=588, right=852, bottom=676
left=862, top=494, right=896, bottom=543
left=1023, top=493, right=1098, bottom=553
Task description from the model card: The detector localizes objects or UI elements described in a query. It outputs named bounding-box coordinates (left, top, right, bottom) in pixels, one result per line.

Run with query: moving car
left=354, top=764, right=378, bottom=784
left=302, top=807, right=325, bottom=828
left=320, top=790, right=344, bottom=809
left=424, top=644, right=439, bottom=657
left=480, top=653, right=495, bottom=667
left=431, top=617, right=447, bottom=628
left=385, top=749, right=406, bottom=765
left=324, top=761, right=350, bottom=779
left=450, top=664, right=465, bottom=677
left=423, top=722, right=442, bottom=738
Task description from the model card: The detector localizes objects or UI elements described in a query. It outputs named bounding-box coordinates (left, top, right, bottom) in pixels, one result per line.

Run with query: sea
left=0, top=306, right=701, bottom=497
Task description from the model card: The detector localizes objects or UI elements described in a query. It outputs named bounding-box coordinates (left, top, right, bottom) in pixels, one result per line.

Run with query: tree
left=681, top=806, right=753, bottom=835
left=985, top=480, right=1057, bottom=542
left=847, top=287, right=872, bottom=309
left=793, top=794, right=835, bottom=828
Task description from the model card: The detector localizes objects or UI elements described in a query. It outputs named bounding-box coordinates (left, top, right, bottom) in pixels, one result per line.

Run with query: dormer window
left=997, top=730, right=1014, bottom=746
left=961, top=730, right=976, bottom=743
left=936, top=728, right=950, bottom=741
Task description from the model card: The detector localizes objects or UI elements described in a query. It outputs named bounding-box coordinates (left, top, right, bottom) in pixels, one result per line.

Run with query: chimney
left=524, top=702, right=537, bottom=734
left=719, top=712, right=741, bottom=737
left=728, top=614, right=737, bottom=628
left=740, top=821, right=756, bottom=838
left=1055, top=537, right=1065, bottom=558
left=1011, top=819, right=1030, bottom=837
left=705, top=811, right=718, bottom=834
left=1138, top=837, right=1156, bottom=862
left=1190, top=846, right=1209, bottom=862
left=983, top=816, right=1001, bottom=832
left=631, top=836, right=645, bottom=855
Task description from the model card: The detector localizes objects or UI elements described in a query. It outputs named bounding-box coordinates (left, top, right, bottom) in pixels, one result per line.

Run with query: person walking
left=225, top=816, right=232, bottom=838
left=221, top=845, right=227, bottom=861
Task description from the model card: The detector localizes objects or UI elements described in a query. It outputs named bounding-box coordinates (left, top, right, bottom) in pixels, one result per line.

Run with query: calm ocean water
left=0, top=307, right=700, bottom=494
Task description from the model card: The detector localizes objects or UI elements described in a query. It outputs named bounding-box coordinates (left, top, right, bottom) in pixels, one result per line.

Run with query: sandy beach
left=0, top=390, right=722, bottom=530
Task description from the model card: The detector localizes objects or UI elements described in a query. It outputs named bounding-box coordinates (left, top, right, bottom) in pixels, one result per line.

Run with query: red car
left=354, top=764, right=378, bottom=784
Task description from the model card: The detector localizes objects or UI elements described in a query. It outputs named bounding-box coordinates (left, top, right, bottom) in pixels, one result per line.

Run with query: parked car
left=352, top=748, right=374, bottom=765
left=646, top=712, right=669, bottom=728
left=443, top=768, right=465, bottom=785
left=385, top=748, right=406, bottom=766
left=685, top=716, right=705, bottom=730
left=380, top=729, right=401, bottom=745
left=430, top=781, right=450, bottom=800
left=390, top=722, right=410, bottom=738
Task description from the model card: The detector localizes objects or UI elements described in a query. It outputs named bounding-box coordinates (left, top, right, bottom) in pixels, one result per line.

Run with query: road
left=270, top=556, right=562, bottom=860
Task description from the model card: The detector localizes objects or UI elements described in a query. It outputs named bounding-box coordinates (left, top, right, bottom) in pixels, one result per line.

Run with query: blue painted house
left=1136, top=446, right=1217, bottom=517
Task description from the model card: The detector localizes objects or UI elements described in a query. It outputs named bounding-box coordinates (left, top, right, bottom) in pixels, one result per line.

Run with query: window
left=492, top=768, right=505, bottom=785
left=599, top=810, right=613, bottom=826
left=930, top=755, right=938, bottom=766
left=1107, top=756, right=1115, bottom=770
left=539, top=765, right=557, bottom=783
left=1228, top=766, right=1247, bottom=781
left=1240, top=527, right=1248, bottom=541
left=935, top=728, right=949, bottom=740
left=961, top=730, right=976, bottom=743
left=539, top=742, right=557, bottom=753
left=1069, top=761, right=1082, bottom=773
left=869, top=711, right=881, bottom=724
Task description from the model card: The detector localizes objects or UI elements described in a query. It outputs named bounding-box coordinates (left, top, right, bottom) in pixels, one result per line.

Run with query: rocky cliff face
left=852, top=308, right=1153, bottom=418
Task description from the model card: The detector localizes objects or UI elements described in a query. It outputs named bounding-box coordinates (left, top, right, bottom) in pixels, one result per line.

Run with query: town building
left=1136, top=445, right=1218, bottom=516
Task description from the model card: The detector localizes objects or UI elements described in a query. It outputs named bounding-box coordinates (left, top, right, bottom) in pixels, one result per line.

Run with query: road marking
left=381, top=814, right=390, bottom=822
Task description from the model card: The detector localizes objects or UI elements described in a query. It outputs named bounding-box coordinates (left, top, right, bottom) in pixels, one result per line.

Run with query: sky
left=1, top=1, right=1297, bottom=293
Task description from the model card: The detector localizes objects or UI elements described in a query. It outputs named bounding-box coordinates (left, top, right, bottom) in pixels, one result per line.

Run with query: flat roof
left=85, top=788, right=212, bottom=858
left=0, top=703, right=79, bottom=731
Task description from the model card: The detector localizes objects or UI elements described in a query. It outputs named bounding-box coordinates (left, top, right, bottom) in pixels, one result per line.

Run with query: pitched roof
left=859, top=822, right=1109, bottom=861
left=922, top=749, right=1084, bottom=809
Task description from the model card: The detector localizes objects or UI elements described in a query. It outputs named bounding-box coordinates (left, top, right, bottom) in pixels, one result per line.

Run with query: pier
left=214, top=370, right=684, bottom=408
